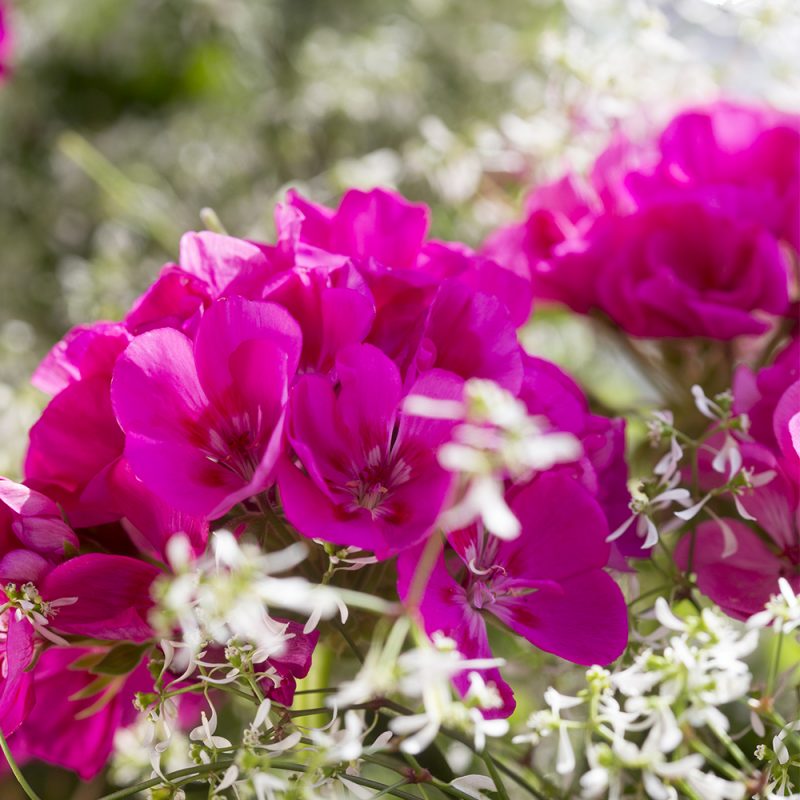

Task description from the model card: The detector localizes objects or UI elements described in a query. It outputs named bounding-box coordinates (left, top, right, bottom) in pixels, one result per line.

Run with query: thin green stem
left=491, top=755, right=550, bottom=800
left=99, top=759, right=235, bottom=800
left=372, top=779, right=412, bottom=799
left=767, top=626, right=785, bottom=699
left=481, top=751, right=511, bottom=800
left=689, top=736, right=742, bottom=781
left=709, top=723, right=753, bottom=774
left=0, top=728, right=42, bottom=800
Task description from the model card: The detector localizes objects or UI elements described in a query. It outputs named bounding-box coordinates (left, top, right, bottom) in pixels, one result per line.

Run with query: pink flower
left=284, top=189, right=531, bottom=368
left=397, top=473, right=628, bottom=716
left=112, top=296, right=302, bottom=518
left=278, top=344, right=462, bottom=559
left=733, top=338, right=800, bottom=458
left=677, top=351, right=800, bottom=618
left=484, top=101, right=796, bottom=338
left=482, top=174, right=601, bottom=313
left=260, top=621, right=320, bottom=705
left=592, top=200, right=789, bottom=339
left=0, top=478, right=78, bottom=583
left=629, top=101, right=800, bottom=250
left=675, top=445, right=799, bottom=620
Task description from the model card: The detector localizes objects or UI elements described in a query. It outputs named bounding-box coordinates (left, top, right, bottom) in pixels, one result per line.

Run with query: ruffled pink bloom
left=284, top=189, right=531, bottom=368
left=113, top=296, right=302, bottom=518
left=629, top=101, right=800, bottom=250
left=279, top=344, right=462, bottom=559
left=482, top=174, right=601, bottom=312
left=484, top=101, right=796, bottom=336
left=397, top=473, right=628, bottom=717
left=593, top=201, right=788, bottom=339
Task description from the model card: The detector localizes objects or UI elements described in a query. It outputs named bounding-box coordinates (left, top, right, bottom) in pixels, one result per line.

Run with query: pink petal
left=112, top=327, right=208, bottom=446
left=502, top=474, right=611, bottom=581
left=32, top=322, right=131, bottom=397
left=25, top=375, right=124, bottom=516
left=193, top=296, right=301, bottom=405
left=42, top=554, right=159, bottom=642
left=674, top=519, right=786, bottom=619
left=0, top=616, right=35, bottom=735
left=493, top=570, right=628, bottom=665
left=330, top=189, right=429, bottom=270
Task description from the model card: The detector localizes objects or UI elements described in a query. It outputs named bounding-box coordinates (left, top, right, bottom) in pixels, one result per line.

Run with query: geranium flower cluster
left=0, top=98, right=798, bottom=799
left=484, top=101, right=799, bottom=339
left=0, top=183, right=633, bottom=783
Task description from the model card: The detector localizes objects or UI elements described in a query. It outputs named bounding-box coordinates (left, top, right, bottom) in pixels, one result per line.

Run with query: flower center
left=342, top=446, right=412, bottom=519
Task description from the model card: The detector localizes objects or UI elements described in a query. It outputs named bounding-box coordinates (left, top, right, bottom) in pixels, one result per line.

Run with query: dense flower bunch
left=0, top=99, right=798, bottom=799
left=484, top=101, right=799, bottom=339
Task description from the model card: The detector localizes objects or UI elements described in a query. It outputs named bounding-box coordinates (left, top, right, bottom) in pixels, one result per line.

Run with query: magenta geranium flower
left=278, top=343, right=462, bottom=559
left=397, top=473, right=629, bottom=716
left=483, top=101, right=796, bottom=339
left=629, top=101, right=800, bottom=250
left=112, top=295, right=302, bottom=519
left=283, top=188, right=531, bottom=368
left=676, top=443, right=799, bottom=620
left=0, top=477, right=78, bottom=583
left=592, top=201, right=789, bottom=339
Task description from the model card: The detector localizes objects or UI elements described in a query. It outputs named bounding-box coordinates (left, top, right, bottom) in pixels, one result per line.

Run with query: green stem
left=99, top=759, right=235, bottom=800
left=689, top=736, right=742, bottom=781
left=0, top=728, right=42, bottom=800
left=481, top=751, right=511, bottom=800
left=432, top=779, right=481, bottom=800
left=492, top=755, right=550, bottom=800
left=372, top=779, right=412, bottom=799
left=767, top=626, right=785, bottom=699
left=709, top=723, right=753, bottom=774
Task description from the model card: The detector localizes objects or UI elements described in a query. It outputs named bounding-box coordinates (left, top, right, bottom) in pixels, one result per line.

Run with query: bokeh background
left=0, top=0, right=798, bottom=795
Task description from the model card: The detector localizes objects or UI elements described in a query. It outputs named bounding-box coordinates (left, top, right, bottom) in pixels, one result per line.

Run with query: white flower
left=748, top=578, right=800, bottom=633
left=404, top=378, right=581, bottom=540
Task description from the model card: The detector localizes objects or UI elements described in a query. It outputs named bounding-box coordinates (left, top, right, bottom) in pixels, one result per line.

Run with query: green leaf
left=90, top=642, right=152, bottom=676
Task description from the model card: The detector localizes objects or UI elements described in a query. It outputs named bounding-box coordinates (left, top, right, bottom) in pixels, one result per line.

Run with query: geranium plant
left=0, top=100, right=798, bottom=800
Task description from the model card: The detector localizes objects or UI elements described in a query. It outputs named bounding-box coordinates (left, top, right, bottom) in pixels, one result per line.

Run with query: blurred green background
left=0, top=0, right=797, bottom=794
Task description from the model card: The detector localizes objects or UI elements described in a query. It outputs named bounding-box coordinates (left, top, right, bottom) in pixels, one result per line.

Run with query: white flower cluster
left=404, top=377, right=581, bottom=539
left=330, top=619, right=509, bottom=754
left=515, top=600, right=760, bottom=800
